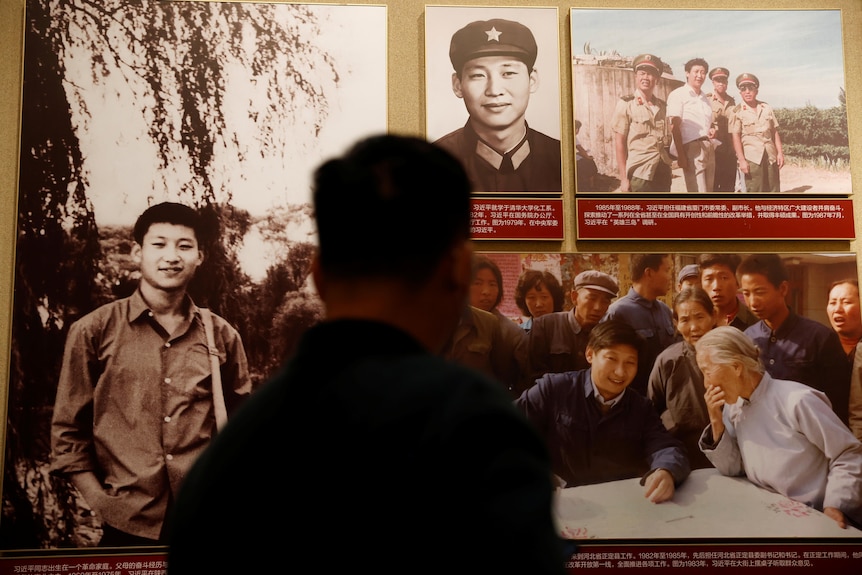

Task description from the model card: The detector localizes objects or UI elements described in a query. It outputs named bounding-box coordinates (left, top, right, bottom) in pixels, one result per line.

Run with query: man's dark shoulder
left=531, top=310, right=569, bottom=332
left=528, top=127, right=562, bottom=149
left=65, top=297, right=130, bottom=335
left=433, top=127, right=468, bottom=155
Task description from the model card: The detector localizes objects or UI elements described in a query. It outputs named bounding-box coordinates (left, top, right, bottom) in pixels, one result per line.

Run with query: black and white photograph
left=3, top=0, right=386, bottom=550
left=571, top=9, right=851, bottom=195
left=425, top=5, right=562, bottom=195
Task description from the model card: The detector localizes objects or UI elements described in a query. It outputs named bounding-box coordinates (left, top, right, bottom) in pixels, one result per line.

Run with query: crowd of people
left=46, top=132, right=861, bottom=566
left=463, top=251, right=862, bottom=528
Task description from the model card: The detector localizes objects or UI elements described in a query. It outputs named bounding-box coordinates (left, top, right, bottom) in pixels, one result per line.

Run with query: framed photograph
left=2, top=0, right=385, bottom=559
left=425, top=5, right=562, bottom=195
left=474, top=250, right=862, bottom=573
left=571, top=8, right=851, bottom=196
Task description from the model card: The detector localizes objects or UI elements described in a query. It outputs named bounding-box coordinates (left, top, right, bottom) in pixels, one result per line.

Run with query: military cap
left=736, top=73, right=760, bottom=89
left=709, top=67, right=730, bottom=81
left=677, top=264, right=701, bottom=285
left=573, top=270, right=619, bottom=297
left=449, top=19, right=538, bottom=73
left=632, top=53, right=663, bottom=75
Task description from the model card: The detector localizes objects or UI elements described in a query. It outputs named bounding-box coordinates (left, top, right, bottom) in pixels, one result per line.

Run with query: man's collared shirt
left=611, top=89, right=672, bottom=182
left=434, top=121, right=562, bottom=192
left=667, top=84, right=714, bottom=146
left=51, top=289, right=251, bottom=539
left=744, top=310, right=850, bottom=424
left=731, top=100, right=780, bottom=165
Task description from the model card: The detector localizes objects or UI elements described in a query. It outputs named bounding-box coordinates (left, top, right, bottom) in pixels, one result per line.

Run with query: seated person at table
left=697, top=326, right=862, bottom=529
left=516, top=320, right=690, bottom=502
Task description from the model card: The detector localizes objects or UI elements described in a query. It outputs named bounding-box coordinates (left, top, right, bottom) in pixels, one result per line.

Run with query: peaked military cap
left=449, top=19, right=538, bottom=73
left=632, top=53, right=663, bottom=75
left=736, top=73, right=760, bottom=89
left=709, top=67, right=730, bottom=80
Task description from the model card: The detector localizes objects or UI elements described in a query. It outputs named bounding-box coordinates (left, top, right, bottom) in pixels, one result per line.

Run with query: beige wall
left=2, top=0, right=861, bottom=452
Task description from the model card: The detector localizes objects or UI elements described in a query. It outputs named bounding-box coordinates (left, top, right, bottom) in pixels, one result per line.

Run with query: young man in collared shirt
left=667, top=57, right=717, bottom=193
left=602, top=254, right=676, bottom=395
left=50, top=202, right=251, bottom=546
left=517, top=320, right=690, bottom=497
left=698, top=253, right=757, bottom=330
left=738, top=253, right=850, bottom=425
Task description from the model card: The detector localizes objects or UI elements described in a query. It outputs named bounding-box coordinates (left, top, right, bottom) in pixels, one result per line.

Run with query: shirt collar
left=128, top=288, right=197, bottom=323
left=585, top=374, right=625, bottom=407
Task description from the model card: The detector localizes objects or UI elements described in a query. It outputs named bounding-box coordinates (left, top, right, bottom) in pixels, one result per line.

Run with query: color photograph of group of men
left=572, top=9, right=850, bottom=194
left=460, top=251, right=862, bottom=532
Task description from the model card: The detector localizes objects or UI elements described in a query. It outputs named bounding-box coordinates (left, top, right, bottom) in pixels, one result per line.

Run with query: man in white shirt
left=667, top=58, right=716, bottom=193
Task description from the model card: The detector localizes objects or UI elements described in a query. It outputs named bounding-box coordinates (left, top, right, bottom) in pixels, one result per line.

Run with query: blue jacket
left=516, top=367, right=690, bottom=487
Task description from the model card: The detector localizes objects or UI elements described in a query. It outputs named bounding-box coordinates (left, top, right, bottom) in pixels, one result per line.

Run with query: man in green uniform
left=707, top=67, right=737, bottom=192
left=612, top=53, right=673, bottom=192
left=731, top=73, right=784, bottom=193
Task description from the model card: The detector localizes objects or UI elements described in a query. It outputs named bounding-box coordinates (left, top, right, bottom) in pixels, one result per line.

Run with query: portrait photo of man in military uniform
left=425, top=7, right=562, bottom=195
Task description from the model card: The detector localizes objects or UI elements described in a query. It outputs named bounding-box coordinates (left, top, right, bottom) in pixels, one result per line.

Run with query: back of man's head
left=313, top=134, right=472, bottom=283
left=630, top=253, right=667, bottom=282
left=133, top=202, right=203, bottom=244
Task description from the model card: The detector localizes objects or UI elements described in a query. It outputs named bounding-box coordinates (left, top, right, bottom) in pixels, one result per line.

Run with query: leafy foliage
left=774, top=92, right=849, bottom=166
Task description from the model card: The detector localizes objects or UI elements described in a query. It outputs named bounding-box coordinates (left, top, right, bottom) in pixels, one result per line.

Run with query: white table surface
left=554, top=468, right=862, bottom=539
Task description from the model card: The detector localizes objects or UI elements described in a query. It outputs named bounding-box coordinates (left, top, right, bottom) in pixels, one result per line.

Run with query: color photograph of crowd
left=461, top=251, right=862, bottom=531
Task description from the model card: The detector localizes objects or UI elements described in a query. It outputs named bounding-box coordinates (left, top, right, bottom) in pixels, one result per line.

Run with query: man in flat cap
left=524, top=270, right=619, bottom=389
left=435, top=18, right=562, bottom=193
left=731, top=73, right=784, bottom=193
left=706, top=67, right=739, bottom=192
left=611, top=53, right=673, bottom=192
left=667, top=58, right=716, bottom=193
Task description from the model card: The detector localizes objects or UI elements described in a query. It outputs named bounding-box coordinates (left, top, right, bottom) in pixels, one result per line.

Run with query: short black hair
left=472, top=255, right=504, bottom=309
left=685, top=58, right=709, bottom=73
left=737, top=254, right=788, bottom=289
left=514, top=269, right=565, bottom=317
left=133, top=202, right=203, bottom=244
left=312, top=134, right=471, bottom=283
left=630, top=254, right=668, bottom=282
left=698, top=253, right=742, bottom=275
left=588, top=319, right=644, bottom=356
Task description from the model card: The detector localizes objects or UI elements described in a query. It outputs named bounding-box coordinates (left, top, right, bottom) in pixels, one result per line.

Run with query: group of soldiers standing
left=611, top=54, right=783, bottom=194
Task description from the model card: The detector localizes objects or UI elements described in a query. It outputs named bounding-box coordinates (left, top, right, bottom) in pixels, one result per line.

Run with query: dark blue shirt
left=516, top=368, right=690, bottom=488
left=745, top=310, right=851, bottom=424
left=603, top=287, right=677, bottom=395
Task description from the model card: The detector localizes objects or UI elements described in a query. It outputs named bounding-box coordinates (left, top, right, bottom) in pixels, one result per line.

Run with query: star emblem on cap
left=485, top=26, right=501, bottom=42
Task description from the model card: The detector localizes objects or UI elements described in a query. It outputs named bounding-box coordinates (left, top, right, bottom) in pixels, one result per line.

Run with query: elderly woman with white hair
left=696, top=326, right=862, bottom=529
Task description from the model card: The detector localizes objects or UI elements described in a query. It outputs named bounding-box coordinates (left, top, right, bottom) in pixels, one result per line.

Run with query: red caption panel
left=577, top=198, right=854, bottom=240
left=471, top=198, right=564, bottom=240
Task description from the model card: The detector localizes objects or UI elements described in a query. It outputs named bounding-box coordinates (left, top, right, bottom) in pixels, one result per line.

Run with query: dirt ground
left=590, top=163, right=851, bottom=194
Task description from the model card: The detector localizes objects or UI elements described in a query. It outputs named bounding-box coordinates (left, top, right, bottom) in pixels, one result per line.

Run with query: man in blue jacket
left=516, top=319, right=690, bottom=501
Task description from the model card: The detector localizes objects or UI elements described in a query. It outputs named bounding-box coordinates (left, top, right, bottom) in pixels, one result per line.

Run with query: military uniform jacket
left=435, top=121, right=562, bottom=193
left=731, top=100, right=779, bottom=165
left=611, top=90, right=673, bottom=181
left=708, top=92, right=736, bottom=157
